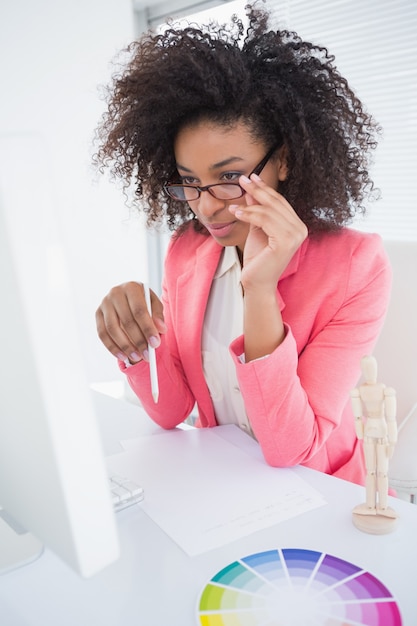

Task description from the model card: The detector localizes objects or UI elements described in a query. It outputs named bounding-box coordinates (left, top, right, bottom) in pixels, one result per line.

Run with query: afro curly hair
left=94, top=3, right=381, bottom=234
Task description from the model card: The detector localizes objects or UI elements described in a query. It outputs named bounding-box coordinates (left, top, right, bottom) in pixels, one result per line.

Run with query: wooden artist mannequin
left=350, top=355, right=398, bottom=534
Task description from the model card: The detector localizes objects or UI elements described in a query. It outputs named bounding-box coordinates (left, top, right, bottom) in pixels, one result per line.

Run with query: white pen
left=143, top=282, right=159, bottom=403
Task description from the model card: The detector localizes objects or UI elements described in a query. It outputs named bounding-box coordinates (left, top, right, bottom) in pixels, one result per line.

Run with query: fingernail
left=117, top=353, right=131, bottom=368
left=149, top=335, right=160, bottom=348
left=229, top=204, right=243, bottom=217
left=251, top=173, right=261, bottom=182
left=240, top=175, right=251, bottom=184
left=142, top=349, right=149, bottom=362
left=130, top=352, right=141, bottom=362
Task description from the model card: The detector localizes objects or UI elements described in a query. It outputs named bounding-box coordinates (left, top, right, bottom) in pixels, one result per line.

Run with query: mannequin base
left=352, top=504, right=398, bottom=534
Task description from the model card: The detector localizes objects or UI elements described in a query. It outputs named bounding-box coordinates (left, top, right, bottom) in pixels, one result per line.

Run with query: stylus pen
left=144, top=283, right=159, bottom=403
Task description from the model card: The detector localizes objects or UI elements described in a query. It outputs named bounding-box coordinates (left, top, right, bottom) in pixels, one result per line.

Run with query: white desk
left=1, top=392, right=416, bottom=626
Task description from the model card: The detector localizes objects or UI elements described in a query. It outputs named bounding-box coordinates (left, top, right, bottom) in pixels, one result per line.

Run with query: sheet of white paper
left=107, top=427, right=326, bottom=556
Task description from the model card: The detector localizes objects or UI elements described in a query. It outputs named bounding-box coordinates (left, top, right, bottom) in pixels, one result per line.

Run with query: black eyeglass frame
left=163, top=143, right=281, bottom=202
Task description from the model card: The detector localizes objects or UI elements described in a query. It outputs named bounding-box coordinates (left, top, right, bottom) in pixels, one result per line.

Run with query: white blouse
left=201, top=246, right=255, bottom=438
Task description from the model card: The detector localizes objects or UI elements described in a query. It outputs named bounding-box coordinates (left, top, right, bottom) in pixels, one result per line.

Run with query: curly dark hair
left=94, top=3, right=381, bottom=234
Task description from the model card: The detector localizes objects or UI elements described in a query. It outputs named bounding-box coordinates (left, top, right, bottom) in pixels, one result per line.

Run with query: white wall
left=0, top=0, right=148, bottom=383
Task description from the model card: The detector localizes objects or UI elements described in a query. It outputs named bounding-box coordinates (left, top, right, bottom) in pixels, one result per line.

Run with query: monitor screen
left=0, top=134, right=120, bottom=578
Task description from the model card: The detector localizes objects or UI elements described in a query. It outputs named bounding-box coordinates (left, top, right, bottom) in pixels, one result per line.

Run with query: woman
left=94, top=5, right=391, bottom=485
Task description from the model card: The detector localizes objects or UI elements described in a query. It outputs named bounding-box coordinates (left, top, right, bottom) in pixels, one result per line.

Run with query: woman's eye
left=181, top=177, right=198, bottom=185
left=222, top=172, right=241, bottom=182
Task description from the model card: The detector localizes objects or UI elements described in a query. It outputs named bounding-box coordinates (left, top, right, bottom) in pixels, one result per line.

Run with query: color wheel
left=197, top=548, right=402, bottom=625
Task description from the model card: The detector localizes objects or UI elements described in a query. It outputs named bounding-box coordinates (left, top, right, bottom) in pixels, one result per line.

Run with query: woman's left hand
left=229, top=173, right=308, bottom=292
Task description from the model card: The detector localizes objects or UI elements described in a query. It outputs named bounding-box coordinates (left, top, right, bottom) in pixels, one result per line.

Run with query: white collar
left=214, top=246, right=241, bottom=280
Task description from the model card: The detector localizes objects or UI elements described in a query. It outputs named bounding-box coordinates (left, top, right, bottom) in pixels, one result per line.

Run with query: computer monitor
left=0, top=134, right=120, bottom=578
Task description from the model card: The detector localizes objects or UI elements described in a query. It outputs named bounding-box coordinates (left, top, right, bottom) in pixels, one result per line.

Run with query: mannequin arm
left=350, top=388, right=364, bottom=439
left=384, top=387, right=397, bottom=454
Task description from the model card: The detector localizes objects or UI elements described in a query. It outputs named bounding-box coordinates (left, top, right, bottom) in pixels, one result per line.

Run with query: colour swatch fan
left=197, top=548, right=401, bottom=625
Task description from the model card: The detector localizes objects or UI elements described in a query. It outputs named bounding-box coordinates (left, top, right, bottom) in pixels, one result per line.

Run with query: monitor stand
left=0, top=509, right=43, bottom=575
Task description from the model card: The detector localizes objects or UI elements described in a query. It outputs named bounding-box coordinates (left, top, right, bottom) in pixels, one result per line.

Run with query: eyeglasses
left=163, top=143, right=280, bottom=202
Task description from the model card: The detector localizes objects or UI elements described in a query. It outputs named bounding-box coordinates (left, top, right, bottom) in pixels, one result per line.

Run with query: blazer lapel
left=176, top=236, right=223, bottom=359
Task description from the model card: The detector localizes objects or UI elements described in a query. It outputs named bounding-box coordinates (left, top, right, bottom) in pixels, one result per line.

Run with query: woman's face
left=173, top=120, right=283, bottom=253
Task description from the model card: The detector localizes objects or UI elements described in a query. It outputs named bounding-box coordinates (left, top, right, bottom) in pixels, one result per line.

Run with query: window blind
left=269, top=0, right=417, bottom=241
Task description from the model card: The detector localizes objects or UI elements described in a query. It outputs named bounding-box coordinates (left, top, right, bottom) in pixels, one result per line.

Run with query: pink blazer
left=122, top=226, right=391, bottom=485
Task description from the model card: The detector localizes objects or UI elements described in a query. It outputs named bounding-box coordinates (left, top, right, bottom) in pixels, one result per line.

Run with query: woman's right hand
left=95, top=282, right=167, bottom=364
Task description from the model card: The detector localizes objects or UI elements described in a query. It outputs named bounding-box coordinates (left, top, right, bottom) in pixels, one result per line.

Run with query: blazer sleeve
left=120, top=254, right=197, bottom=429
left=229, top=233, right=392, bottom=467
left=119, top=339, right=196, bottom=429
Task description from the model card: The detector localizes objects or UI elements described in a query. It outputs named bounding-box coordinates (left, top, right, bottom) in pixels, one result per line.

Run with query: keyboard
left=108, top=474, right=144, bottom=512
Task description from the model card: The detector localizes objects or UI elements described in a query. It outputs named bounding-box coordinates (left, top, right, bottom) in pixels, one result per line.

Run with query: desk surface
left=1, top=392, right=416, bottom=626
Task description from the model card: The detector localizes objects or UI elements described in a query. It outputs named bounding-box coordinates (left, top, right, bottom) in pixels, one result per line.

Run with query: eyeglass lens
left=165, top=143, right=280, bottom=201
left=167, top=184, right=244, bottom=201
